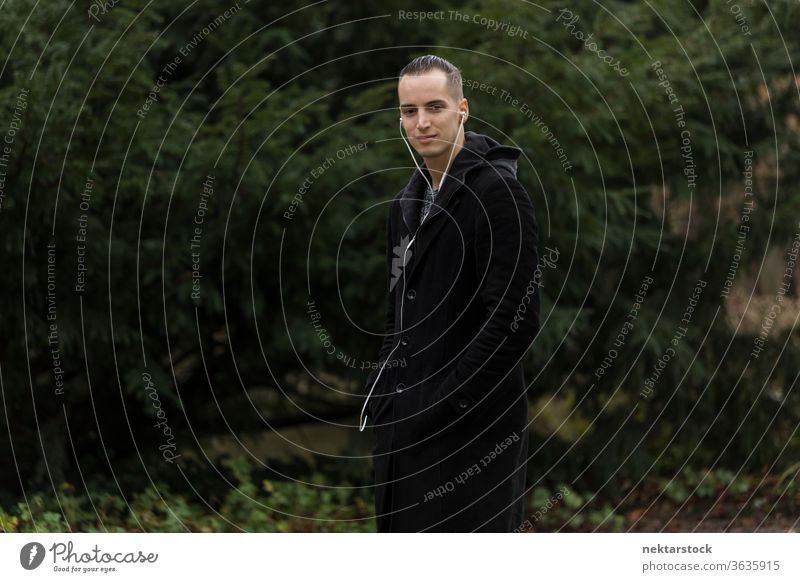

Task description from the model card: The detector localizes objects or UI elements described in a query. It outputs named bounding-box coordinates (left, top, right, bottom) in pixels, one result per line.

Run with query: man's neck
left=423, top=135, right=465, bottom=190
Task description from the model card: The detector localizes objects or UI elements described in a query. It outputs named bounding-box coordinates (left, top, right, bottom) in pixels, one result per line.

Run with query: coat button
left=457, top=399, right=470, bottom=410
left=406, top=289, right=416, bottom=300
left=395, top=383, right=406, bottom=393
left=400, top=335, right=409, bottom=346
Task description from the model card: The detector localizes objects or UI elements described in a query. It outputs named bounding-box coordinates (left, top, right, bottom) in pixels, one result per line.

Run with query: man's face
left=398, top=69, right=466, bottom=160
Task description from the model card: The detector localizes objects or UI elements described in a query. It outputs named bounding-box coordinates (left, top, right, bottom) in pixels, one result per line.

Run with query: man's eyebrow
left=399, top=99, right=448, bottom=108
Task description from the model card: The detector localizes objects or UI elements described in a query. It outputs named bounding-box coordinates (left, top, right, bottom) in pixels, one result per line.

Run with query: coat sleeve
left=362, top=203, right=398, bottom=417
left=430, top=172, right=540, bottom=425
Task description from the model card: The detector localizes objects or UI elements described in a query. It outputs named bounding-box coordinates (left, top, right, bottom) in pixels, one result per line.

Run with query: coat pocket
left=416, top=377, right=460, bottom=435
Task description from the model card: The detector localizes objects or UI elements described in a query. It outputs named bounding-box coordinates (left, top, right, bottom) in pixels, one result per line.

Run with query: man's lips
left=416, top=134, right=437, bottom=143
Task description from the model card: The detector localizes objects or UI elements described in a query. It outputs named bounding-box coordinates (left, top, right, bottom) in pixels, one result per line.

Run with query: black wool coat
left=363, top=130, right=541, bottom=532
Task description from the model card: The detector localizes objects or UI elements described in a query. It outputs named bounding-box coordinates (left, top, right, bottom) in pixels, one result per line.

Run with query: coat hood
left=398, top=130, right=522, bottom=231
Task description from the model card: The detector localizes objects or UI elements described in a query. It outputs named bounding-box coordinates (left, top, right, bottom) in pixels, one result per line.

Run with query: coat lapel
left=399, top=168, right=426, bottom=234
left=397, top=167, right=467, bottom=285
left=396, top=131, right=512, bottom=285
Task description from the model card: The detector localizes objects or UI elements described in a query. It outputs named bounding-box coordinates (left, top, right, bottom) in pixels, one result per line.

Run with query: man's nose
left=416, top=111, right=431, bottom=130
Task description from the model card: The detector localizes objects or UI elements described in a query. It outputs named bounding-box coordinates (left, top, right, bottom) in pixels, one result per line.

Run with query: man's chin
left=417, top=145, right=446, bottom=159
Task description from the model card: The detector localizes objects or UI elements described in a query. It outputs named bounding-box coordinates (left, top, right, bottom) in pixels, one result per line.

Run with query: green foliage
left=0, top=459, right=375, bottom=533
left=0, top=0, right=798, bottom=530
left=660, top=467, right=754, bottom=502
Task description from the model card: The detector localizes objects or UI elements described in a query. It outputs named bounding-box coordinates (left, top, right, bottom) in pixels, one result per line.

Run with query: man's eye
left=402, top=109, right=416, bottom=116
left=428, top=105, right=443, bottom=112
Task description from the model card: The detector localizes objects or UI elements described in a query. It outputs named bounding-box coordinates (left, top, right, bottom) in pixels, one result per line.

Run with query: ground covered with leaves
left=1, top=458, right=795, bottom=533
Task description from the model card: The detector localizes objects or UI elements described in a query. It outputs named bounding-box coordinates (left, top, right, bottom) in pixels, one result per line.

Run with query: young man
left=362, top=55, right=540, bottom=532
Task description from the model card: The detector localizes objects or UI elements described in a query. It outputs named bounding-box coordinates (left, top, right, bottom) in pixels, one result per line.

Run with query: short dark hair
left=398, top=54, right=463, bottom=102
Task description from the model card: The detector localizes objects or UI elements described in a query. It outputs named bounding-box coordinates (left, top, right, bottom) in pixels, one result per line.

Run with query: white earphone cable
left=359, top=109, right=465, bottom=432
